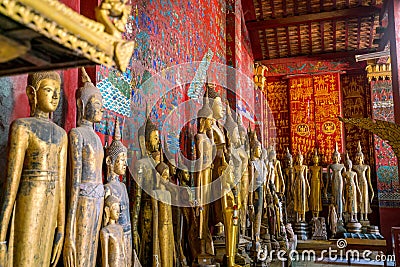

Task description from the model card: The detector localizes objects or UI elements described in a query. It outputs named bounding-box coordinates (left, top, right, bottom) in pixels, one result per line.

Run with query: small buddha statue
left=343, top=153, right=362, bottom=223
left=309, top=148, right=324, bottom=218
left=0, top=71, right=67, bottom=267
left=100, top=195, right=127, bottom=267
left=325, top=143, right=345, bottom=222
left=283, top=148, right=295, bottom=205
left=353, top=141, right=374, bottom=222
left=293, top=150, right=310, bottom=222
left=268, top=147, right=285, bottom=196
left=104, top=119, right=132, bottom=266
left=64, top=68, right=105, bottom=267
left=154, top=160, right=175, bottom=267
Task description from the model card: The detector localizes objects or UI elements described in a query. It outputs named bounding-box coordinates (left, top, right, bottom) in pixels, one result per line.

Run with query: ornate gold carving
left=0, top=0, right=135, bottom=71
left=339, top=117, right=400, bottom=159
left=0, top=35, right=29, bottom=62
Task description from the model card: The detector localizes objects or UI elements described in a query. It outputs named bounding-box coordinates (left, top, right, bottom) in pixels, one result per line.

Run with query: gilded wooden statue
left=132, top=115, right=160, bottom=266
left=309, top=148, right=323, bottom=218
left=152, top=160, right=175, bottom=267
left=104, top=119, right=132, bottom=266
left=64, top=68, right=105, bottom=267
left=268, top=147, right=285, bottom=196
left=325, top=143, right=345, bottom=222
left=0, top=71, right=67, bottom=267
left=193, top=94, right=215, bottom=264
left=353, top=141, right=374, bottom=221
left=283, top=147, right=294, bottom=205
left=293, top=150, right=310, bottom=222
left=101, top=195, right=127, bottom=267
left=343, top=153, right=362, bottom=223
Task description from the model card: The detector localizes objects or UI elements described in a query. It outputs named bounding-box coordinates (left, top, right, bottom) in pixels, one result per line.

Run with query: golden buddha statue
left=154, top=161, right=175, bottom=267
left=222, top=104, right=243, bottom=267
left=268, top=147, right=285, bottom=196
left=132, top=115, right=160, bottom=266
left=325, top=143, right=345, bottom=222
left=353, top=141, right=374, bottom=221
left=64, top=68, right=105, bottom=267
left=100, top=195, right=127, bottom=267
left=309, top=148, right=323, bottom=218
left=193, top=94, right=215, bottom=263
left=283, top=147, right=295, bottom=205
left=104, top=119, right=132, bottom=266
left=293, top=151, right=309, bottom=222
left=343, top=153, right=362, bottom=222
left=236, top=115, right=250, bottom=236
left=249, top=140, right=267, bottom=243
left=0, top=71, right=67, bottom=267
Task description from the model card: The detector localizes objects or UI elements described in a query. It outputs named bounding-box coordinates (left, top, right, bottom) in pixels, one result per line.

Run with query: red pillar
left=60, top=0, right=80, bottom=132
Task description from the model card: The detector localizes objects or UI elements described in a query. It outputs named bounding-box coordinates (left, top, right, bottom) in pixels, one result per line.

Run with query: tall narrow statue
left=325, top=143, right=345, bottom=223
left=101, top=195, right=127, bottom=267
left=154, top=160, right=175, bottom=267
left=343, top=153, right=361, bottom=223
left=0, top=71, right=67, bottom=267
left=309, top=148, right=323, bottom=218
left=283, top=148, right=294, bottom=205
left=104, top=119, right=132, bottom=266
left=64, top=68, right=105, bottom=267
left=353, top=141, right=374, bottom=222
left=193, top=94, right=215, bottom=264
left=249, top=140, right=267, bottom=244
left=268, top=147, right=285, bottom=196
left=293, top=151, right=309, bottom=222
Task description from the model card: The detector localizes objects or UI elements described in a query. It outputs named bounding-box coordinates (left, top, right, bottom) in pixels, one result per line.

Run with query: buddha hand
left=0, top=242, right=6, bottom=267
left=63, top=238, right=77, bottom=267
left=51, top=232, right=64, bottom=267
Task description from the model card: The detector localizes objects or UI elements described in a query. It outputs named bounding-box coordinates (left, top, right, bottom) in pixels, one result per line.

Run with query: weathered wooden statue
left=309, top=148, right=323, bottom=218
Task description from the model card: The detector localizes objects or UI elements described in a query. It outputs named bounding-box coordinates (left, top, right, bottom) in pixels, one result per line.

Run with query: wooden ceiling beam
left=345, top=19, right=349, bottom=50
left=333, top=21, right=337, bottom=52
left=241, top=0, right=257, bottom=21
left=270, top=0, right=275, bottom=18
left=274, top=28, right=280, bottom=56
left=298, top=25, right=302, bottom=54
left=309, top=23, right=312, bottom=54
left=241, top=0, right=263, bottom=59
left=286, top=27, right=291, bottom=56
left=246, top=6, right=379, bottom=31
left=357, top=17, right=361, bottom=50
left=320, top=22, right=325, bottom=51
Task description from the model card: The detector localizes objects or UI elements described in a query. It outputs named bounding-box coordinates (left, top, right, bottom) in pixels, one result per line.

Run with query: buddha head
left=224, top=103, right=240, bottom=148
left=332, top=142, right=341, bottom=163
left=296, top=150, right=304, bottom=165
left=106, top=119, right=127, bottom=179
left=344, top=152, right=352, bottom=171
left=312, top=148, right=319, bottom=166
left=251, top=140, right=262, bottom=160
left=104, top=195, right=120, bottom=225
left=204, top=84, right=224, bottom=120
left=355, top=141, right=364, bottom=165
left=145, top=117, right=159, bottom=154
left=76, top=68, right=103, bottom=125
left=26, top=71, right=61, bottom=117
left=284, top=147, right=293, bottom=168
left=197, top=93, right=214, bottom=132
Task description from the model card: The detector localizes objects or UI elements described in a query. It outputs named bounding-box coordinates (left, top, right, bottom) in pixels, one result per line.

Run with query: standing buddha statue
left=353, top=141, right=374, bottom=222
left=64, top=68, right=105, bottom=267
left=343, top=153, right=362, bottom=223
left=104, top=119, right=132, bottom=266
left=268, top=147, right=285, bottom=196
left=309, top=148, right=323, bottom=218
left=293, top=150, right=309, bottom=222
left=325, top=142, right=345, bottom=223
left=0, top=71, right=67, bottom=267
left=100, top=195, right=127, bottom=267
left=193, top=93, right=215, bottom=264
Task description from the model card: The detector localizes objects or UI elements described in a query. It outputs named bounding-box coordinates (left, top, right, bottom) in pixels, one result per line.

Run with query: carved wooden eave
left=0, top=0, right=135, bottom=76
left=366, top=58, right=392, bottom=81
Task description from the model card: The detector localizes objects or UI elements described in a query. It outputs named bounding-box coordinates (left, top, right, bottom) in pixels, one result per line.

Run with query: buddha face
left=147, top=130, right=160, bottom=153
left=332, top=153, right=340, bottom=163
left=110, top=203, right=120, bottom=221
left=201, top=117, right=213, bottom=131
left=355, top=154, right=363, bottom=165
left=253, top=144, right=262, bottom=159
left=286, top=156, right=293, bottom=167
left=297, top=155, right=304, bottom=165
left=35, top=78, right=61, bottom=113
left=313, top=155, right=319, bottom=165
left=239, top=129, right=247, bottom=146
left=212, top=97, right=224, bottom=120
left=180, top=169, right=190, bottom=183
left=85, top=94, right=104, bottom=123
left=161, top=169, right=169, bottom=181
left=113, top=152, right=127, bottom=175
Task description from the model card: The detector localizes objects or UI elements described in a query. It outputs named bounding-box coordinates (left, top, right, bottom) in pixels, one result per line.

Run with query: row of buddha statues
left=0, top=70, right=376, bottom=267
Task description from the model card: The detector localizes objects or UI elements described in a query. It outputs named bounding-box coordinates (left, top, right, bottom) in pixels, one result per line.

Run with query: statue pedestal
left=192, top=255, right=218, bottom=267
left=335, top=220, right=347, bottom=238
left=294, top=222, right=309, bottom=241
left=360, top=220, right=370, bottom=233
left=310, top=217, right=327, bottom=240
left=346, top=222, right=362, bottom=234
left=367, top=225, right=380, bottom=235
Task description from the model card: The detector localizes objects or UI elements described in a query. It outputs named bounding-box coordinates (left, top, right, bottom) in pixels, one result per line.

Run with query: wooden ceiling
left=243, top=0, right=385, bottom=62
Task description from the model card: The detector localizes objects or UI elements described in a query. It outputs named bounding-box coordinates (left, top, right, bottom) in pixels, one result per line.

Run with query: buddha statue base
left=346, top=222, right=362, bottom=234
left=335, top=220, right=347, bottom=238
left=311, top=217, right=327, bottom=240
left=192, top=255, right=219, bottom=267
left=360, top=220, right=370, bottom=233
left=294, top=222, right=309, bottom=241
